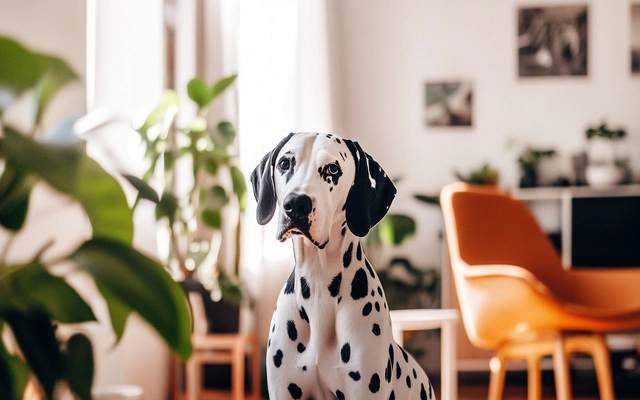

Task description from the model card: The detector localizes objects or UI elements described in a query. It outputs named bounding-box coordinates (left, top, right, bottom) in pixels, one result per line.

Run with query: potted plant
left=517, top=147, right=557, bottom=188
left=454, top=163, right=500, bottom=185
left=125, top=74, right=249, bottom=324
left=584, top=122, right=627, bottom=187
left=0, top=37, right=192, bottom=399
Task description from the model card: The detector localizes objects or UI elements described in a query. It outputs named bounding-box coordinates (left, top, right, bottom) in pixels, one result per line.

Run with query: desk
left=390, top=308, right=460, bottom=400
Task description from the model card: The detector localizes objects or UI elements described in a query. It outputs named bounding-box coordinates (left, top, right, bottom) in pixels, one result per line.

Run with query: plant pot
left=585, top=164, right=624, bottom=187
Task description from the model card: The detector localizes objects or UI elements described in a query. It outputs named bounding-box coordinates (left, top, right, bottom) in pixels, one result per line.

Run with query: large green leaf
left=0, top=37, right=43, bottom=113
left=378, top=214, right=416, bottom=246
left=204, top=185, right=229, bottom=209
left=201, top=209, right=222, bottom=229
left=0, top=161, right=33, bottom=231
left=123, top=174, right=160, bottom=204
left=139, top=90, right=179, bottom=137
left=210, top=74, right=237, bottom=99
left=0, top=337, right=30, bottom=400
left=209, top=121, right=236, bottom=149
left=96, top=281, right=130, bottom=341
left=33, top=54, right=78, bottom=127
left=230, top=166, right=247, bottom=211
left=6, top=312, right=63, bottom=399
left=155, top=191, right=179, bottom=225
left=0, top=262, right=95, bottom=324
left=64, top=334, right=94, bottom=400
left=0, top=127, right=134, bottom=245
left=187, top=78, right=211, bottom=110
left=70, top=239, right=192, bottom=360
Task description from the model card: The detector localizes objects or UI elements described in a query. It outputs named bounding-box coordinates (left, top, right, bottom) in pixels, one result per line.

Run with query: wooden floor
left=443, top=369, right=640, bottom=400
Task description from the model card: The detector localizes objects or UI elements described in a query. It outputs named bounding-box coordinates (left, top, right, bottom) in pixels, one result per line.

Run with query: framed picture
left=424, top=81, right=473, bottom=127
left=518, top=5, right=588, bottom=77
left=632, top=4, right=640, bottom=74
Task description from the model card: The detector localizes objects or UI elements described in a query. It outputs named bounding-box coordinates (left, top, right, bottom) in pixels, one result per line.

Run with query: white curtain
left=235, top=0, right=337, bottom=342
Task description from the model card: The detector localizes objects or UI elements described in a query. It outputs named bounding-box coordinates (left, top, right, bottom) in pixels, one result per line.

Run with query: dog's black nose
left=283, top=194, right=312, bottom=220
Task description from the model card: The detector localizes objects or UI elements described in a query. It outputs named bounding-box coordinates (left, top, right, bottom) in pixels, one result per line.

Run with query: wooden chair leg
left=232, top=341, right=245, bottom=400
left=250, top=336, right=261, bottom=400
left=590, top=334, right=615, bottom=400
left=488, top=352, right=507, bottom=400
left=553, top=333, right=572, bottom=400
left=527, top=354, right=542, bottom=400
left=185, top=358, right=198, bottom=400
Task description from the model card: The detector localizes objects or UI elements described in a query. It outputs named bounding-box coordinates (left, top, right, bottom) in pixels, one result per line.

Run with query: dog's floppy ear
left=344, top=139, right=397, bottom=237
left=250, top=133, right=295, bottom=225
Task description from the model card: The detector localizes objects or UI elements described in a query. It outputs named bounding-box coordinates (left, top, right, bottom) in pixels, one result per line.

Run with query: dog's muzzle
left=278, top=193, right=313, bottom=240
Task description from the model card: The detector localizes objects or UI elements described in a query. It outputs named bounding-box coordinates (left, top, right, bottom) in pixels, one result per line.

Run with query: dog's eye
left=326, top=164, right=340, bottom=175
left=278, top=158, right=291, bottom=171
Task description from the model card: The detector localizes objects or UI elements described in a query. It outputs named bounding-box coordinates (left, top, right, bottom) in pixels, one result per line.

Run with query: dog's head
left=251, top=132, right=396, bottom=248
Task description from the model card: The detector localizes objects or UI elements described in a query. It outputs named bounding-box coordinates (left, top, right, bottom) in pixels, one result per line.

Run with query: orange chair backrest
left=442, top=183, right=567, bottom=296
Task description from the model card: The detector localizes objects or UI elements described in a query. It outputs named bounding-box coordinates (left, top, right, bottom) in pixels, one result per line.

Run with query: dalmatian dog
left=251, top=132, right=435, bottom=400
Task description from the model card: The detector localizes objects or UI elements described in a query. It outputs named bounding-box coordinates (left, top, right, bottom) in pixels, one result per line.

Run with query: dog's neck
left=291, top=222, right=364, bottom=302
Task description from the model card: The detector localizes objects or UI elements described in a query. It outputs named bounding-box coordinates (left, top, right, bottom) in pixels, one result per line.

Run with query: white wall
left=332, top=0, right=640, bottom=269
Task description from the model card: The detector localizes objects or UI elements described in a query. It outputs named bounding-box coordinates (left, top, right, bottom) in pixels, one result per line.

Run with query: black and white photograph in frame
left=424, top=81, right=473, bottom=127
left=632, top=4, right=640, bottom=74
left=518, top=5, right=588, bottom=77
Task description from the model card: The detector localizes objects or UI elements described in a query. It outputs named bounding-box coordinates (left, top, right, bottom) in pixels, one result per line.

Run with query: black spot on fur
left=341, top=227, right=346, bottom=236
left=375, top=302, right=380, bottom=312
left=297, top=343, right=306, bottom=353
left=300, top=277, right=310, bottom=299
left=378, top=287, right=383, bottom=297
left=287, top=320, right=298, bottom=341
left=420, top=383, right=428, bottom=400
left=369, top=373, right=380, bottom=393
left=356, top=242, right=362, bottom=261
left=385, top=359, right=392, bottom=382
left=349, top=371, right=361, bottom=381
left=389, top=390, right=395, bottom=400
left=302, top=366, right=307, bottom=371
left=284, top=270, right=295, bottom=294
left=406, top=375, right=412, bottom=389
left=362, top=302, right=373, bottom=316
left=396, top=363, right=402, bottom=379
left=271, top=324, right=276, bottom=333
left=365, top=259, right=375, bottom=278
left=341, top=343, right=351, bottom=363
left=273, top=350, right=283, bottom=368
left=371, top=290, right=375, bottom=297
left=328, top=273, right=342, bottom=297
left=336, top=390, right=345, bottom=400
left=413, top=368, right=417, bottom=379
left=399, top=345, right=409, bottom=362
left=429, top=381, right=433, bottom=398
left=338, top=296, right=342, bottom=304
left=372, top=323, right=381, bottom=336
left=288, top=383, right=303, bottom=399
left=350, top=268, right=368, bottom=300
left=343, top=242, right=353, bottom=268
left=299, top=306, right=309, bottom=323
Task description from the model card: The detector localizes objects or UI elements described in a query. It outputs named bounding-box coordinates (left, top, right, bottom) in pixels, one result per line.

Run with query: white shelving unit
left=512, top=184, right=640, bottom=268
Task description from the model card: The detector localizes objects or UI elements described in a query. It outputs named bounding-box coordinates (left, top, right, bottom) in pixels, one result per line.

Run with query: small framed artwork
left=424, top=81, right=473, bottom=127
left=632, top=4, right=640, bottom=74
left=518, top=5, right=588, bottom=77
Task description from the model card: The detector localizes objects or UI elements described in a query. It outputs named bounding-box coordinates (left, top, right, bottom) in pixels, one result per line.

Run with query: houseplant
left=0, top=36, right=192, bottom=400
left=517, top=147, right=557, bottom=188
left=126, top=74, right=249, bottom=309
left=584, top=122, right=628, bottom=187
left=454, top=162, right=500, bottom=185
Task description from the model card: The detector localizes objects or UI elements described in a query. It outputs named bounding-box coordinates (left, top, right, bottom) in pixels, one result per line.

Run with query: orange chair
left=440, top=182, right=640, bottom=400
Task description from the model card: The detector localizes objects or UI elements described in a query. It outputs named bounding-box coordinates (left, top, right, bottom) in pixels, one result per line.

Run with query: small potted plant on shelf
left=454, top=163, right=500, bottom=185
left=517, top=147, right=557, bottom=188
left=584, top=121, right=628, bottom=187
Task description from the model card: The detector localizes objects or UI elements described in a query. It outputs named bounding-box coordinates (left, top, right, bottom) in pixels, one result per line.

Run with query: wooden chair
left=440, top=182, right=640, bottom=400
left=179, top=292, right=261, bottom=400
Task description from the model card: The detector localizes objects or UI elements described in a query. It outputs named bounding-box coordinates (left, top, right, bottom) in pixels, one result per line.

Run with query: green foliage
left=455, top=163, right=500, bottom=185
left=517, top=147, right=557, bottom=172
left=128, top=73, right=248, bottom=306
left=0, top=36, right=192, bottom=399
left=586, top=122, right=626, bottom=141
